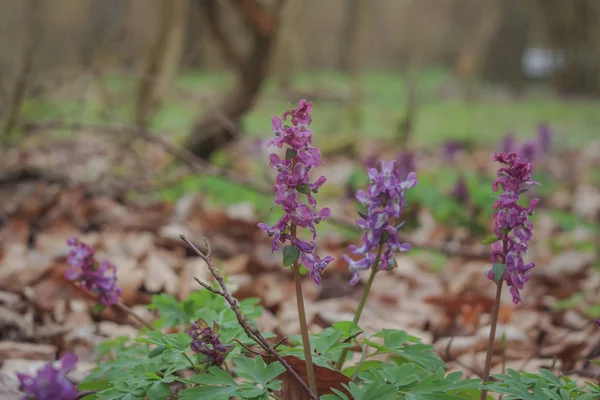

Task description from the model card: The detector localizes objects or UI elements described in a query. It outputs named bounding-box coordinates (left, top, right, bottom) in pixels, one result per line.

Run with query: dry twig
left=180, top=234, right=318, bottom=400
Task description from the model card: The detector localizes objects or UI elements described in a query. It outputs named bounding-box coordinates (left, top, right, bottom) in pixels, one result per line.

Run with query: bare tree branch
left=197, top=0, right=245, bottom=72
left=180, top=235, right=318, bottom=400
left=230, top=0, right=276, bottom=38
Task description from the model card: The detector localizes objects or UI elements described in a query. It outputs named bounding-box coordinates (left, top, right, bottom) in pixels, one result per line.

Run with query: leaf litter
left=1, top=130, right=599, bottom=396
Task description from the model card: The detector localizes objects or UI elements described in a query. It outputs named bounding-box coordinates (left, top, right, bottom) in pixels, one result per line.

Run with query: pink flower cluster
left=258, top=100, right=334, bottom=286
left=344, top=161, right=418, bottom=285
left=66, top=237, right=122, bottom=306
left=488, top=152, right=540, bottom=304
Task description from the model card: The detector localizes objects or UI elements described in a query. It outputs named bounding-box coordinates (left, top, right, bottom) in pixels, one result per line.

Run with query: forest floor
left=1, top=73, right=600, bottom=398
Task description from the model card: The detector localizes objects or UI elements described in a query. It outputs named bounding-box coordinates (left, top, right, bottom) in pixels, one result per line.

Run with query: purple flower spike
left=344, top=161, right=418, bottom=285
left=258, top=100, right=334, bottom=286
left=66, top=237, right=122, bottom=306
left=17, top=353, right=80, bottom=400
left=489, top=152, right=539, bottom=304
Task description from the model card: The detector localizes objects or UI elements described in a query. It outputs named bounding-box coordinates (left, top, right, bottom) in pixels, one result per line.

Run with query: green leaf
left=237, top=383, right=267, bottom=398
left=332, top=321, right=362, bottom=339
left=146, top=381, right=170, bottom=400
left=78, top=380, right=111, bottom=391
left=190, top=367, right=238, bottom=386
left=148, top=294, right=186, bottom=328
left=163, top=332, right=192, bottom=350
left=297, top=184, right=311, bottom=194
left=357, top=210, right=368, bottom=219
left=282, top=245, right=300, bottom=267
left=482, top=234, right=500, bottom=245
left=285, top=148, right=297, bottom=160
left=148, top=345, right=167, bottom=358
left=92, top=303, right=106, bottom=314
left=179, top=385, right=238, bottom=400
left=491, top=263, right=506, bottom=283
left=234, top=356, right=285, bottom=385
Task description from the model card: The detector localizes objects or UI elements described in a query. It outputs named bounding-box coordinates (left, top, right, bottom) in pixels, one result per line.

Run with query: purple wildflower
left=452, top=176, right=469, bottom=204
left=345, top=161, right=418, bottom=285
left=188, top=320, right=231, bottom=366
left=537, top=123, right=551, bottom=154
left=258, top=100, right=334, bottom=286
left=487, top=152, right=539, bottom=304
left=520, top=140, right=537, bottom=162
left=66, top=238, right=122, bottom=306
left=596, top=319, right=600, bottom=328
left=501, top=134, right=517, bottom=153
left=396, top=151, right=416, bottom=181
left=17, top=353, right=79, bottom=400
left=443, top=140, right=462, bottom=161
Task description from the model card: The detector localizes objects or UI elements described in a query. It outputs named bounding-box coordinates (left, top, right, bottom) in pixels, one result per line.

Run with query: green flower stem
left=336, top=243, right=384, bottom=369
left=290, top=223, right=319, bottom=396
left=183, top=352, right=200, bottom=372
left=480, top=234, right=508, bottom=400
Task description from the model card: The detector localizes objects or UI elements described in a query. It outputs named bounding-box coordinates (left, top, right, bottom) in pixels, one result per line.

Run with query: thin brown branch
left=193, top=277, right=223, bottom=295
left=1, top=0, right=42, bottom=147
left=230, top=0, right=275, bottom=38
left=180, top=235, right=318, bottom=400
left=114, top=302, right=154, bottom=331
left=233, top=338, right=263, bottom=356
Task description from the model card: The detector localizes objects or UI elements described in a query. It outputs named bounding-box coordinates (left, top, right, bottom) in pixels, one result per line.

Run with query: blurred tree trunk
left=539, top=0, right=600, bottom=95
left=1, top=0, right=42, bottom=148
left=396, top=65, right=417, bottom=146
left=185, top=0, right=285, bottom=159
left=135, top=0, right=188, bottom=128
left=453, top=0, right=502, bottom=101
left=347, top=0, right=366, bottom=152
left=481, top=0, right=531, bottom=96
left=275, top=1, right=301, bottom=92
left=338, top=0, right=360, bottom=71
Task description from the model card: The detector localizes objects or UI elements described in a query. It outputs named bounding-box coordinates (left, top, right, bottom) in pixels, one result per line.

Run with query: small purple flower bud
left=188, top=320, right=231, bottom=366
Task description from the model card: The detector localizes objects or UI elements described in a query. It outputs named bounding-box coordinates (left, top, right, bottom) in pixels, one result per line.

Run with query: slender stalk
left=290, top=223, right=319, bottom=396
left=182, top=352, right=199, bottom=372
left=480, top=235, right=508, bottom=400
left=336, top=244, right=384, bottom=369
left=114, top=302, right=154, bottom=331
left=181, top=235, right=318, bottom=400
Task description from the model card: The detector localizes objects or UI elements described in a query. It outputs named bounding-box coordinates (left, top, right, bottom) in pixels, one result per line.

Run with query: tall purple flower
left=487, top=152, right=539, bottom=304
left=344, top=161, right=418, bottom=285
left=17, top=353, right=79, bottom=400
left=66, top=237, right=122, bottom=306
left=188, top=319, right=232, bottom=366
left=258, top=100, right=334, bottom=286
